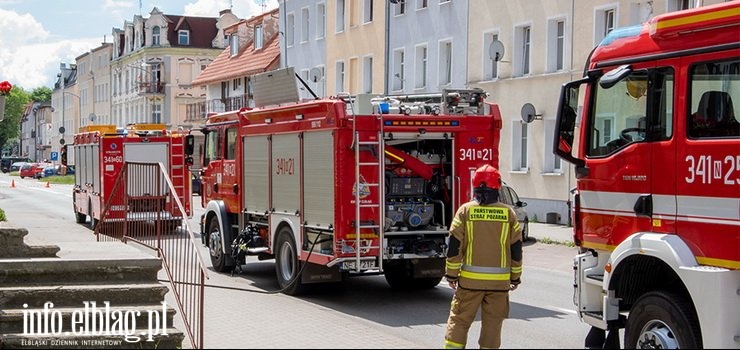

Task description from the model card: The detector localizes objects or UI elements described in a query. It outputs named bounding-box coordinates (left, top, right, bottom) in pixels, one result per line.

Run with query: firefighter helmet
left=472, top=164, right=501, bottom=189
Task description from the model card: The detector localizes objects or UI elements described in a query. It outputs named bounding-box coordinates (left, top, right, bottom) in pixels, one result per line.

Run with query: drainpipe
left=384, top=0, right=390, bottom=95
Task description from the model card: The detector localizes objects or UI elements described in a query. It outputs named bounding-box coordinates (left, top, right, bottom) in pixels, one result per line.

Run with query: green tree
left=0, top=86, right=31, bottom=154
left=30, top=86, right=52, bottom=103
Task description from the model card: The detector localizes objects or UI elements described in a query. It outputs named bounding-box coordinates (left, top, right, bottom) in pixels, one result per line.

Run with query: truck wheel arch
left=204, top=200, right=234, bottom=265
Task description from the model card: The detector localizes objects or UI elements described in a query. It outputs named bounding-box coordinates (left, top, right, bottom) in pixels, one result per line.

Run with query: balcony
left=185, top=94, right=253, bottom=123
left=138, top=82, right=165, bottom=95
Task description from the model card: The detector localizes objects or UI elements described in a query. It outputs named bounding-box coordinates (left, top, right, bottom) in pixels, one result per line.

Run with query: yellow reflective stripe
left=444, top=339, right=465, bottom=349
left=500, top=222, right=509, bottom=267
left=513, top=221, right=520, bottom=232
left=451, top=217, right=462, bottom=228
left=460, top=270, right=511, bottom=281
left=466, top=221, right=474, bottom=266
left=446, top=261, right=462, bottom=269
left=511, top=266, right=522, bottom=273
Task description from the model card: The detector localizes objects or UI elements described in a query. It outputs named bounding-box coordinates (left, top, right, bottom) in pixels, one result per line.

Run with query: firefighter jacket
left=445, top=200, right=523, bottom=291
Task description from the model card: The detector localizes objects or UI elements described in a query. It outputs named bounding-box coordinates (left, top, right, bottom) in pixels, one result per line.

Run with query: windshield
left=587, top=68, right=674, bottom=157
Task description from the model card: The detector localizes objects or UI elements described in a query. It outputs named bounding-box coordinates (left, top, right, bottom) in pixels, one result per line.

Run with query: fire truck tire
left=275, top=227, right=307, bottom=295
left=624, top=291, right=701, bottom=349
left=88, top=202, right=98, bottom=230
left=207, top=218, right=233, bottom=272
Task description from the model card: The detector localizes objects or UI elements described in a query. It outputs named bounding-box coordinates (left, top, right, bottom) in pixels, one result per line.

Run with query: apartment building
left=109, top=7, right=239, bottom=129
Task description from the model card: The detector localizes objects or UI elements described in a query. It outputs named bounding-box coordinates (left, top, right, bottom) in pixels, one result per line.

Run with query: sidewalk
left=528, top=222, right=574, bottom=244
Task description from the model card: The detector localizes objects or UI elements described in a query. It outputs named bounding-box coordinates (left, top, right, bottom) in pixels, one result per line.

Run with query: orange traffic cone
left=10, top=179, right=15, bottom=188
left=45, top=181, right=50, bottom=188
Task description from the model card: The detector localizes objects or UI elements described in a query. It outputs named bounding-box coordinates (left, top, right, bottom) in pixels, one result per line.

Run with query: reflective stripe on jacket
left=446, top=201, right=522, bottom=291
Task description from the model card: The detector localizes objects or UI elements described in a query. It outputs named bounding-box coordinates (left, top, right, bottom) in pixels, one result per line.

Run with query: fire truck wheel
left=275, top=227, right=306, bottom=295
left=208, top=218, right=233, bottom=272
left=624, top=291, right=701, bottom=349
left=88, top=202, right=98, bottom=230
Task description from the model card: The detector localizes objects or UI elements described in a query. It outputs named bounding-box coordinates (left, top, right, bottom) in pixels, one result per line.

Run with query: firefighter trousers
left=444, top=287, right=509, bottom=349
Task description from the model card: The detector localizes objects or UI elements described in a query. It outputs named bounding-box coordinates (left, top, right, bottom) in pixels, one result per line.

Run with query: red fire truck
left=194, top=86, right=502, bottom=294
left=70, top=124, right=192, bottom=230
left=553, top=2, right=739, bottom=348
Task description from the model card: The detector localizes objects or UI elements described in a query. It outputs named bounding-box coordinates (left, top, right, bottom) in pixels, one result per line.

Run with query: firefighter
left=443, top=164, right=522, bottom=349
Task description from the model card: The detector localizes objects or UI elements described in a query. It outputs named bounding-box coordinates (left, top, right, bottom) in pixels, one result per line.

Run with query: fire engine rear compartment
left=241, top=128, right=454, bottom=284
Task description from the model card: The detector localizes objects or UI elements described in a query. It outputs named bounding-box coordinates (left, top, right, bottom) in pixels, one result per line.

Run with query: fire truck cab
left=553, top=2, right=739, bottom=348
left=195, top=76, right=503, bottom=294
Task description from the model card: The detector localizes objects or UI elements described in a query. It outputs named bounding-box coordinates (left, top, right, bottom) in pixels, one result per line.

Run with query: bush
left=0, top=208, right=6, bottom=221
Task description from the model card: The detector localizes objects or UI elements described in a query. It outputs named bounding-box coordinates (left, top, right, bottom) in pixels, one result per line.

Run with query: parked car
left=1, top=157, right=31, bottom=173
left=10, top=161, right=30, bottom=173
left=191, top=173, right=201, bottom=196
left=39, top=164, right=75, bottom=178
left=19, top=163, right=45, bottom=179
left=500, top=182, right=529, bottom=242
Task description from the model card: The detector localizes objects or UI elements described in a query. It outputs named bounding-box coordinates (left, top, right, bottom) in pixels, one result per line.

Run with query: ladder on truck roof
left=351, top=101, right=385, bottom=273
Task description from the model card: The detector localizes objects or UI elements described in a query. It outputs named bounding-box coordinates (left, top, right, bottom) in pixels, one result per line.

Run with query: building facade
left=190, top=8, right=281, bottom=119
left=110, top=7, right=239, bottom=129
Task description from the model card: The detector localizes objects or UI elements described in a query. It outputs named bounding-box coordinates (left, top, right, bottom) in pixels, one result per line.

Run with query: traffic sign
left=50, top=152, right=58, bottom=161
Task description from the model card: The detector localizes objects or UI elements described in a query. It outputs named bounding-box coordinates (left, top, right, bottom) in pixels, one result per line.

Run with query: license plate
left=342, top=260, right=376, bottom=270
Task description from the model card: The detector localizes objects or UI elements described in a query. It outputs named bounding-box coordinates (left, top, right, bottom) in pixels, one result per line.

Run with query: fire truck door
left=220, top=127, right=240, bottom=212
left=124, top=142, right=169, bottom=196
left=579, top=65, right=654, bottom=246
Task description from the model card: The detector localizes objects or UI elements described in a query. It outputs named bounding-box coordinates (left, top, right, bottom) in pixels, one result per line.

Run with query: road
left=0, top=173, right=590, bottom=348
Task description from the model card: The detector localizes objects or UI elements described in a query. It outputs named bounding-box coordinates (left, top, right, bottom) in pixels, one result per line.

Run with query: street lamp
left=60, top=91, right=81, bottom=146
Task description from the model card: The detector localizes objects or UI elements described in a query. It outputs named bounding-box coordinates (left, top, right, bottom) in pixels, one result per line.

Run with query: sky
left=0, top=0, right=278, bottom=90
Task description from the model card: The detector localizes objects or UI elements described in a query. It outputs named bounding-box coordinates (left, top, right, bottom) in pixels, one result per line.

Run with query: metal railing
left=95, top=161, right=207, bottom=349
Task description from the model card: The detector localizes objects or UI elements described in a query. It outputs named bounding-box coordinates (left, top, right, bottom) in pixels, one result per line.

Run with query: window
left=225, top=128, right=237, bottom=160
left=203, top=129, right=219, bottom=166
left=221, top=81, right=230, bottom=99
left=286, top=13, right=295, bottom=46
left=668, top=0, right=693, bottom=11
left=604, top=10, right=615, bottom=37
left=595, top=7, right=617, bottom=45
left=483, top=32, right=499, bottom=80
left=301, top=7, right=309, bottom=43
left=336, top=61, right=345, bottom=93
left=544, top=119, right=563, bottom=173
left=415, top=44, right=427, bottom=89
left=316, top=3, right=326, bottom=39
left=688, top=60, right=739, bottom=139
left=392, top=49, right=405, bottom=91
left=514, top=26, right=531, bottom=76
left=152, top=26, right=161, bottom=46
left=364, top=0, right=373, bottom=23
left=547, top=19, right=565, bottom=72
left=439, top=40, right=452, bottom=85
left=394, top=1, right=406, bottom=16
left=336, top=0, right=345, bottom=32
left=152, top=103, right=161, bottom=124
left=229, top=34, right=239, bottom=56
left=363, top=56, right=373, bottom=94
left=416, top=0, right=428, bottom=10
left=586, top=68, right=676, bottom=157
left=233, top=78, right=241, bottom=91
left=512, top=122, right=529, bottom=171
left=255, top=25, right=263, bottom=49
left=178, top=30, right=190, bottom=45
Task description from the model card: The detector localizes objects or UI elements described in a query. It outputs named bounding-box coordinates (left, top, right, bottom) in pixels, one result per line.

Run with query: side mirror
left=599, top=64, right=632, bottom=89
left=185, top=135, right=194, bottom=156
